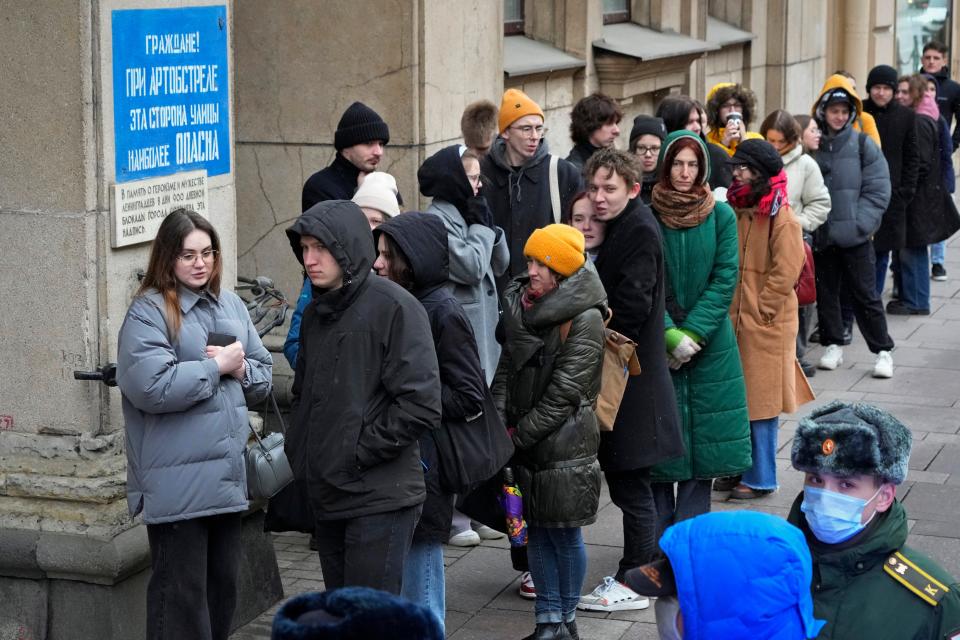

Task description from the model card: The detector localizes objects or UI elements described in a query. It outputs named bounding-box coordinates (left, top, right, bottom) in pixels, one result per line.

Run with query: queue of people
left=112, top=40, right=960, bottom=640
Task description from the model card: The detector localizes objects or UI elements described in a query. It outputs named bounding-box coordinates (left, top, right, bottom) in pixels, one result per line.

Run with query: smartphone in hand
left=207, top=332, right=236, bottom=347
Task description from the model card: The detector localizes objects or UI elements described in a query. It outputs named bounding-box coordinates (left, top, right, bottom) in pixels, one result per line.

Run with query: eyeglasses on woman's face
left=177, top=248, right=219, bottom=265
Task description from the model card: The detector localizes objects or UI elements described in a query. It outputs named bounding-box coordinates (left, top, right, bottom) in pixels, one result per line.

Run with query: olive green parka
left=788, top=494, right=960, bottom=640
left=492, top=262, right=607, bottom=528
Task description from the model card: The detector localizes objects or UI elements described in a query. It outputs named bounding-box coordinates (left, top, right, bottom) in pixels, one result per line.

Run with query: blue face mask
left=801, top=485, right=882, bottom=544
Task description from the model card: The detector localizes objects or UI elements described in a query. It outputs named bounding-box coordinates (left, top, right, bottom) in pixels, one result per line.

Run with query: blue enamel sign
left=112, top=6, right=230, bottom=182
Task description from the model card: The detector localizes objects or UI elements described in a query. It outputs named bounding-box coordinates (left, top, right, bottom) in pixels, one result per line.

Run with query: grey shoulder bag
left=246, top=391, right=294, bottom=501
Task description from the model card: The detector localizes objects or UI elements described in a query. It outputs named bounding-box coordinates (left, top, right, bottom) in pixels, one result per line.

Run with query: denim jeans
left=878, top=248, right=929, bottom=310
left=527, top=526, right=586, bottom=624
left=652, top=479, right=712, bottom=544
left=931, top=240, right=946, bottom=265
left=314, top=504, right=420, bottom=595
left=741, top=417, right=780, bottom=491
left=604, top=468, right=657, bottom=581
left=815, top=243, right=895, bottom=353
left=145, top=512, right=242, bottom=640
left=401, top=540, right=445, bottom=635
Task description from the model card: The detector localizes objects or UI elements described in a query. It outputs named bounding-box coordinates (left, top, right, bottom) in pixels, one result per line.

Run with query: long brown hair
left=137, top=208, right=222, bottom=337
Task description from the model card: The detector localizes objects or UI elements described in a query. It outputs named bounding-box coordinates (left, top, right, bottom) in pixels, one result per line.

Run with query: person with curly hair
left=704, top=83, right=764, bottom=156
left=566, top=92, right=623, bottom=170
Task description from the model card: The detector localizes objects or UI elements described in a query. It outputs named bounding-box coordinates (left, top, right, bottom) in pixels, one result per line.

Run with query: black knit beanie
left=867, top=65, right=898, bottom=91
left=334, top=102, right=390, bottom=151
left=728, top=138, right=783, bottom=178
left=629, top=115, right=667, bottom=149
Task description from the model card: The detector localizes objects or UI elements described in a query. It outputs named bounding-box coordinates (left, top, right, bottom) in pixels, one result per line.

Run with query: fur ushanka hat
left=791, top=400, right=913, bottom=485
left=271, top=587, right=443, bottom=640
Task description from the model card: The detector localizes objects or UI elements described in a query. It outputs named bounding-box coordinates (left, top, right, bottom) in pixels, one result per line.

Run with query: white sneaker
left=474, top=524, right=506, bottom=540
left=577, top=576, right=650, bottom=611
left=818, top=345, right=844, bottom=370
left=518, top=571, right=536, bottom=599
left=447, top=529, right=481, bottom=547
left=873, top=350, right=893, bottom=378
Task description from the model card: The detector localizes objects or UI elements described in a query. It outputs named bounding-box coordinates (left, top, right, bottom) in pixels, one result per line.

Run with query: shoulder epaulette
left=883, top=551, right=950, bottom=606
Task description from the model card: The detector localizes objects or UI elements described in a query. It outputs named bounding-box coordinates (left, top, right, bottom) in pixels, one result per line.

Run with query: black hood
left=373, top=212, right=450, bottom=294
left=286, top=199, right=375, bottom=312
left=418, top=145, right=473, bottom=214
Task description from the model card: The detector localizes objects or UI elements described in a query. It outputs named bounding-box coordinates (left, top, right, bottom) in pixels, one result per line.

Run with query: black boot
left=565, top=619, right=580, bottom=640
left=521, top=622, right=573, bottom=640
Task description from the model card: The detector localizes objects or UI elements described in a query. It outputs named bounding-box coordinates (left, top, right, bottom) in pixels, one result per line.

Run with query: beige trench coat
left=729, top=203, right=815, bottom=420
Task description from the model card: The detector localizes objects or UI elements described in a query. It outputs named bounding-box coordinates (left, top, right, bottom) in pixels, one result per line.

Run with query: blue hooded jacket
left=661, top=511, right=825, bottom=640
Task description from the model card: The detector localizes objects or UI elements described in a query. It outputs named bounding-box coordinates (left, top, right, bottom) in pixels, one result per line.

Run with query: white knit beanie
left=351, top=172, right=400, bottom=219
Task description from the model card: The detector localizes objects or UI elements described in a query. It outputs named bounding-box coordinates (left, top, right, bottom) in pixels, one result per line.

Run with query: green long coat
left=651, top=200, right=751, bottom=481
left=788, top=495, right=960, bottom=640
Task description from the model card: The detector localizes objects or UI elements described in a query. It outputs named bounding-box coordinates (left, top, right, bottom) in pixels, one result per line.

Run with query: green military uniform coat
left=788, top=494, right=960, bottom=640
left=650, top=185, right=751, bottom=481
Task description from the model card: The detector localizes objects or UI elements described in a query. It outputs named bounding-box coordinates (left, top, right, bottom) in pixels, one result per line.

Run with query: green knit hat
left=791, top=401, right=913, bottom=485
left=657, top=130, right=711, bottom=185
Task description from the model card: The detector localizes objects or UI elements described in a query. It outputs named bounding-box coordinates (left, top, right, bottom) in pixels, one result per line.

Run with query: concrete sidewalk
left=233, top=253, right=960, bottom=640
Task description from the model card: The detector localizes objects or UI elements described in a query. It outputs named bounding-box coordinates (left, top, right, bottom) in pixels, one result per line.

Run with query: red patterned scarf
left=727, top=169, right=788, bottom=217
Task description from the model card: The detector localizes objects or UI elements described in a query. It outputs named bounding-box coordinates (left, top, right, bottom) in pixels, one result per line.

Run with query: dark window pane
left=505, top=0, right=524, bottom=35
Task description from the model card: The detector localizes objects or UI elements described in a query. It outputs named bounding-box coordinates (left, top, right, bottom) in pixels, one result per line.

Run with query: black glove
left=464, top=196, right=495, bottom=229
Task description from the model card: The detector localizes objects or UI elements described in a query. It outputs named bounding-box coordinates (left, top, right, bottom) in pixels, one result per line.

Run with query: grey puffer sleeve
left=227, top=291, right=272, bottom=406
left=117, top=296, right=221, bottom=414
left=856, top=135, right=892, bottom=239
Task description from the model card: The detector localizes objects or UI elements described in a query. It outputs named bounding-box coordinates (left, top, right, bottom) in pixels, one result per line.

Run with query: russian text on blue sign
left=112, top=5, right=230, bottom=183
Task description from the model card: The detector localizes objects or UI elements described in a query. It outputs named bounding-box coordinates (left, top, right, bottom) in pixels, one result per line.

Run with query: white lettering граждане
left=144, top=32, right=200, bottom=55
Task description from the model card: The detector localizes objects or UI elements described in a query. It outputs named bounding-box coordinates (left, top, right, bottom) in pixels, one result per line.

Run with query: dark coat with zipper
left=492, top=263, right=607, bottom=528
left=788, top=495, right=960, bottom=640
left=927, top=65, right=960, bottom=150
left=594, top=196, right=684, bottom=471
left=301, top=153, right=362, bottom=212
left=863, top=98, right=920, bottom=253
left=565, top=141, right=599, bottom=172
left=908, top=114, right=960, bottom=248
left=374, top=212, right=486, bottom=544
left=286, top=200, right=441, bottom=521
left=481, top=137, right=583, bottom=288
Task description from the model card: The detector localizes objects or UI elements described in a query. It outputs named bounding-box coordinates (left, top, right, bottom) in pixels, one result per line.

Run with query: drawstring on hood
left=487, top=136, right=552, bottom=206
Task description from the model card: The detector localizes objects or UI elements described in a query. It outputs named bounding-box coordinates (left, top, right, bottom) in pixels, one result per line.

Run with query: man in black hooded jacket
left=285, top=199, right=441, bottom=595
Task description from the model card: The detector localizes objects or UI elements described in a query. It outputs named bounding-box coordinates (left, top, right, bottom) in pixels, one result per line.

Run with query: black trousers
left=314, top=504, right=421, bottom=595
left=815, top=242, right=894, bottom=353
left=651, top=479, right=712, bottom=546
left=604, top=468, right=657, bottom=581
left=145, top=512, right=242, bottom=640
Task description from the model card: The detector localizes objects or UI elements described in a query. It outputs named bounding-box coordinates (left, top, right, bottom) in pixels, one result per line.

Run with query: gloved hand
left=669, top=335, right=701, bottom=365
left=464, top=195, right=495, bottom=228
left=667, top=354, right=685, bottom=370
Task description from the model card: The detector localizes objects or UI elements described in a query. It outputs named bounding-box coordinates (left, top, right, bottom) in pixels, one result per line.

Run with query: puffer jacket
left=812, top=76, right=891, bottom=250
left=373, top=212, right=486, bottom=543
left=492, top=263, right=607, bottom=528
left=117, top=286, right=273, bottom=524
left=419, top=145, right=509, bottom=383
left=286, top=200, right=441, bottom=521
left=782, top=144, right=831, bottom=234
left=481, top=137, right=583, bottom=287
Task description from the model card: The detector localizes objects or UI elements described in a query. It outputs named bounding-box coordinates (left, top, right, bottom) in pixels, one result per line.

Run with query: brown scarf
left=650, top=184, right=716, bottom=229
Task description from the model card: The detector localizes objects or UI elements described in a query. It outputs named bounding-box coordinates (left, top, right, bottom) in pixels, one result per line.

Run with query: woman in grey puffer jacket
left=493, top=224, right=606, bottom=640
left=117, top=209, right=272, bottom=640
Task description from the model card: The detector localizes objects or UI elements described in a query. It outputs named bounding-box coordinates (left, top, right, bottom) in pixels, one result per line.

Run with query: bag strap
left=549, top=155, right=561, bottom=223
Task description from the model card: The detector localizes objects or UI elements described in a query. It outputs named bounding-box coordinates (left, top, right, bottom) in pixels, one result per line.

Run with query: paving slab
left=928, top=445, right=960, bottom=474
left=901, top=483, right=960, bottom=523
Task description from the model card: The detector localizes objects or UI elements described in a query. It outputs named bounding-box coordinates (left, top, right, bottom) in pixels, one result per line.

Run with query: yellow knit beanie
left=499, top=88, right=545, bottom=133
left=524, top=224, right=586, bottom=277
